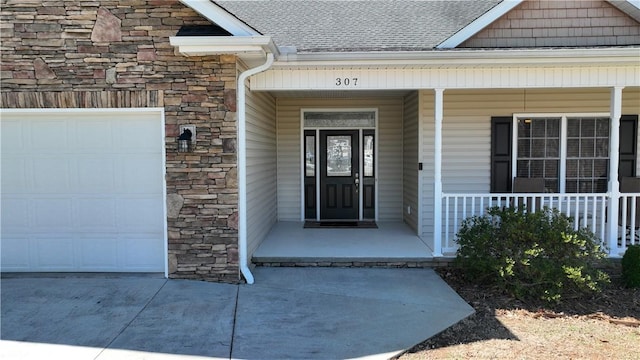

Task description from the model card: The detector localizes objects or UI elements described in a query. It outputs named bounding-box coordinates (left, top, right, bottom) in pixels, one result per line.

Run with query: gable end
left=461, top=0, right=640, bottom=48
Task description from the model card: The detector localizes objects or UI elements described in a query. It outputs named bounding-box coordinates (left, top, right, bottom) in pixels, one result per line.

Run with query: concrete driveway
left=1, top=267, right=474, bottom=360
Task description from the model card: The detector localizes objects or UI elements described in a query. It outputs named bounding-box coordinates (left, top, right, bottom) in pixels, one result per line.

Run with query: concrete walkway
left=1, top=267, right=474, bottom=360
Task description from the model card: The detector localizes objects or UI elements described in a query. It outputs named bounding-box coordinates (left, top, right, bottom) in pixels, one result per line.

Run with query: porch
left=252, top=221, right=440, bottom=265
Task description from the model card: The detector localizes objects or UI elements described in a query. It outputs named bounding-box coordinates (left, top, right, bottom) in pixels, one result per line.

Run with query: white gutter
left=237, top=52, right=275, bottom=284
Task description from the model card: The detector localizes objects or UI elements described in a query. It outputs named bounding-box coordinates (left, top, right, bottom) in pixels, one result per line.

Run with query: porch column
left=607, top=86, right=624, bottom=255
left=433, top=88, right=445, bottom=257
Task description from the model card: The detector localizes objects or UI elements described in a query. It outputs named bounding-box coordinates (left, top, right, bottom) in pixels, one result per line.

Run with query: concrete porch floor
left=252, top=221, right=435, bottom=263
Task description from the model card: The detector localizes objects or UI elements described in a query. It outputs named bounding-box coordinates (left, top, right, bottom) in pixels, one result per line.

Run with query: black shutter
left=619, top=115, right=638, bottom=179
left=491, top=116, right=513, bottom=193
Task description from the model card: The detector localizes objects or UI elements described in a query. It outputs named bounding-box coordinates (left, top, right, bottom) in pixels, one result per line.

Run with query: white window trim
left=512, top=112, right=610, bottom=193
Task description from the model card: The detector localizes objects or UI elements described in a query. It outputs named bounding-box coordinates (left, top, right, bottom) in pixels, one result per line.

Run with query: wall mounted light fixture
left=178, top=124, right=196, bottom=152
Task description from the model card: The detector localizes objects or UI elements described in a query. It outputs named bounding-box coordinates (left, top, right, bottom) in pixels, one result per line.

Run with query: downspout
left=237, top=52, right=275, bottom=284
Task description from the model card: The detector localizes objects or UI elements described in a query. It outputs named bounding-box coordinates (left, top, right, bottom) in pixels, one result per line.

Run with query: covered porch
left=235, top=49, right=639, bottom=282
left=252, top=221, right=436, bottom=265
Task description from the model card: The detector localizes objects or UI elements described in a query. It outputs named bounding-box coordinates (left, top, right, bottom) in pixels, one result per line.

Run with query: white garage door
left=1, top=109, right=166, bottom=272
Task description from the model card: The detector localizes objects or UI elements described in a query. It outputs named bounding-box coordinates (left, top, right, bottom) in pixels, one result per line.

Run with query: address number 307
left=335, top=77, right=358, bottom=86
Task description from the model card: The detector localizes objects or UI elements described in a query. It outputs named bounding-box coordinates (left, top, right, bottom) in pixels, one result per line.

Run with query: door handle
left=355, top=173, right=359, bottom=185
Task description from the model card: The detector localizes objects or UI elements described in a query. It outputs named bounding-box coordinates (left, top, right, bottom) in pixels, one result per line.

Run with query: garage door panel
left=118, top=155, right=163, bottom=193
left=119, top=235, right=164, bottom=271
left=34, top=235, right=75, bottom=269
left=0, top=235, right=30, bottom=270
left=76, top=157, right=116, bottom=193
left=33, top=198, right=73, bottom=229
left=76, top=120, right=113, bottom=151
left=1, top=197, right=29, bottom=229
left=115, top=119, right=160, bottom=151
left=77, top=236, right=118, bottom=270
left=31, top=120, right=68, bottom=152
left=1, top=119, right=25, bottom=152
left=33, top=157, right=71, bottom=193
left=1, top=109, right=165, bottom=273
left=118, top=197, right=164, bottom=230
left=75, top=198, right=117, bottom=230
left=1, top=157, right=29, bottom=193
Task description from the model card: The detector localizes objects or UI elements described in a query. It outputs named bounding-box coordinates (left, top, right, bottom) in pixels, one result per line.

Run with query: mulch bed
left=406, top=263, right=640, bottom=353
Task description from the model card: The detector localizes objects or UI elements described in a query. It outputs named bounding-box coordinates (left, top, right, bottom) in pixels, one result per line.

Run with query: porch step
left=252, top=257, right=454, bottom=268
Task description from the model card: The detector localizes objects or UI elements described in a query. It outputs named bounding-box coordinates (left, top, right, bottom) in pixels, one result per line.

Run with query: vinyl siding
left=420, top=87, right=640, bottom=239
left=276, top=97, right=403, bottom=221
left=403, top=91, right=420, bottom=232
left=245, top=85, right=277, bottom=257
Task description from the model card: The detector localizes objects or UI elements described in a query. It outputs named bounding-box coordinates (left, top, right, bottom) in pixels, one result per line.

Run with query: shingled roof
left=214, top=0, right=501, bottom=52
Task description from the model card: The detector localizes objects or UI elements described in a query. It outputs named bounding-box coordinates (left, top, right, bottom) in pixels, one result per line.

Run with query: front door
left=320, top=130, right=359, bottom=220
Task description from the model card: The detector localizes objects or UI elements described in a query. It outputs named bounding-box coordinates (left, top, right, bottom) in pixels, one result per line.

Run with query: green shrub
left=454, top=206, right=610, bottom=303
left=621, top=244, right=640, bottom=288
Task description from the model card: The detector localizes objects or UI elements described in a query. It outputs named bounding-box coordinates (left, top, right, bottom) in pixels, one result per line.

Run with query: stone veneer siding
left=462, top=0, right=640, bottom=48
left=0, top=0, right=242, bottom=283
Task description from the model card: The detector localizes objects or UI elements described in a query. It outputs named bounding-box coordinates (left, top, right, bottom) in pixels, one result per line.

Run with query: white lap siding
left=245, top=87, right=277, bottom=258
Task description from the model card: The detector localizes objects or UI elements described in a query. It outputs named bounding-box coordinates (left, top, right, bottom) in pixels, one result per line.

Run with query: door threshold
left=303, top=220, right=378, bottom=229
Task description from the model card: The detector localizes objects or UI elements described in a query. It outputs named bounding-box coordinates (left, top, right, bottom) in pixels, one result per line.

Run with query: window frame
left=512, top=113, right=610, bottom=193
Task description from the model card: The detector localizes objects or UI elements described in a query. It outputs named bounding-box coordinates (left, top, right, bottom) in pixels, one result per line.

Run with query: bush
left=621, top=244, right=640, bottom=288
left=454, top=206, right=610, bottom=303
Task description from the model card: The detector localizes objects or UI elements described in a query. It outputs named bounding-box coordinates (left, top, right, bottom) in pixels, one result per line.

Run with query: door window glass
left=304, top=111, right=375, bottom=128
left=364, top=134, right=374, bottom=177
left=305, top=135, right=315, bottom=177
left=327, top=135, right=352, bottom=176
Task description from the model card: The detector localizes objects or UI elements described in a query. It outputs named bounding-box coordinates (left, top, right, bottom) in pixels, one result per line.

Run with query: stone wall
left=462, top=0, right=640, bottom=48
left=0, top=0, right=241, bottom=283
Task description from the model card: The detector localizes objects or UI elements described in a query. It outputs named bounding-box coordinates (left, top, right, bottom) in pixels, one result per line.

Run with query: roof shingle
left=214, top=0, right=501, bottom=52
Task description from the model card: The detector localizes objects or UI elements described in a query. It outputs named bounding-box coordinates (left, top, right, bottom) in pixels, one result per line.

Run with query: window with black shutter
left=490, top=114, right=637, bottom=193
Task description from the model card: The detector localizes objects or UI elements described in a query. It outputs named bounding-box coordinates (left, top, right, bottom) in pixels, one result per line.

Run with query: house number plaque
left=335, top=77, right=359, bottom=86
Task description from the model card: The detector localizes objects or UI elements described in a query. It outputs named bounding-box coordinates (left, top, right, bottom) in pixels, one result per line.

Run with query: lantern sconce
left=178, top=125, right=196, bottom=153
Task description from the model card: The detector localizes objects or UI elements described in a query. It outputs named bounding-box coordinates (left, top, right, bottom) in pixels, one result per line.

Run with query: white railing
left=440, top=192, right=621, bottom=255
left=619, top=193, right=640, bottom=254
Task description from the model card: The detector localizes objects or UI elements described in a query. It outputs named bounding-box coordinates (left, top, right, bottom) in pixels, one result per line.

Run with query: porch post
left=433, top=88, right=445, bottom=257
left=607, top=86, right=624, bottom=255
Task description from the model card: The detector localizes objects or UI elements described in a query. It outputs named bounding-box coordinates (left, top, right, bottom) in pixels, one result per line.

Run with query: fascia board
left=274, top=48, right=640, bottom=67
left=436, top=0, right=524, bottom=49
left=179, top=0, right=259, bottom=36
left=169, top=36, right=279, bottom=56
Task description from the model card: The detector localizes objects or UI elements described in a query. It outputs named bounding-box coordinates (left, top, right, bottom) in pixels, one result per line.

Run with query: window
left=515, top=115, right=609, bottom=193
left=492, top=114, right=638, bottom=194
left=565, top=117, right=609, bottom=193
left=516, top=117, right=560, bottom=192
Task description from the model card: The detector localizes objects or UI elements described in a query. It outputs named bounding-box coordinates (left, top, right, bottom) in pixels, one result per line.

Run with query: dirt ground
left=397, top=265, right=640, bottom=360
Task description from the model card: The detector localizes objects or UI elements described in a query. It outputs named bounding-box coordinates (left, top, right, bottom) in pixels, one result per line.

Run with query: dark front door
left=320, top=130, right=359, bottom=220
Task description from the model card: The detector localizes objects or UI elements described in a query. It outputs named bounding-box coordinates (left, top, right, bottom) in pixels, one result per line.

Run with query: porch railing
left=441, top=192, right=639, bottom=257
